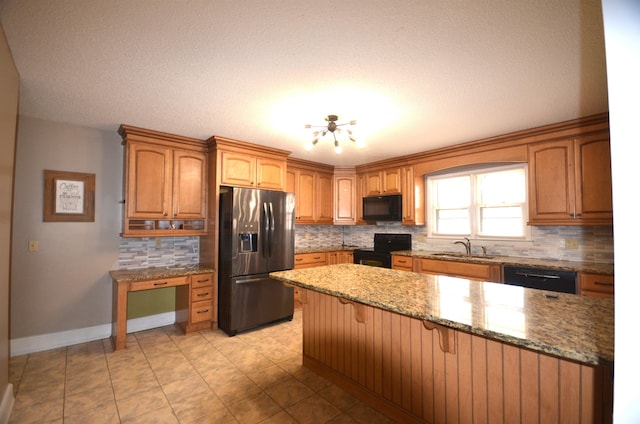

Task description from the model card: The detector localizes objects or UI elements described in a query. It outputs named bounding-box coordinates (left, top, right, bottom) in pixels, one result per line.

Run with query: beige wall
left=10, top=117, right=122, bottom=339
left=0, top=21, right=19, bottom=417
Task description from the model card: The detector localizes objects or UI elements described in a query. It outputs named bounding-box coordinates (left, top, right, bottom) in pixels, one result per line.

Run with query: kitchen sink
left=431, top=252, right=494, bottom=259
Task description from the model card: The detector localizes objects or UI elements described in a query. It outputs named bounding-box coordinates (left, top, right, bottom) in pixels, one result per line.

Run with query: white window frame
left=426, top=163, right=530, bottom=241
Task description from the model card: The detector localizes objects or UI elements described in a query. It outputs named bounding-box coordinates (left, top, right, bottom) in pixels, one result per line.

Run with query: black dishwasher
left=503, top=265, right=577, bottom=294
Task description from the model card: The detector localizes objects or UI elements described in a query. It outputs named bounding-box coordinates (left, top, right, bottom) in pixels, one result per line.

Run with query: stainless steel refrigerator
left=218, top=186, right=295, bottom=336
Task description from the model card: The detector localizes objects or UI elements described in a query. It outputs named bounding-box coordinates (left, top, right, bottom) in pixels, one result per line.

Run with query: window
left=427, top=164, right=528, bottom=239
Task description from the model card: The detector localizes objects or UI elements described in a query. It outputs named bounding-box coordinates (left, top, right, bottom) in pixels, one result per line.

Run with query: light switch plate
left=28, top=240, right=39, bottom=252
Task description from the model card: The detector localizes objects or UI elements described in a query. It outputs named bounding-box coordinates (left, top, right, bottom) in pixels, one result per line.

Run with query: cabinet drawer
left=294, top=252, right=328, bottom=269
left=192, top=286, right=213, bottom=302
left=190, top=300, right=214, bottom=323
left=129, top=276, right=188, bottom=291
left=191, top=273, right=213, bottom=288
left=392, top=255, right=413, bottom=271
left=580, top=273, right=614, bottom=295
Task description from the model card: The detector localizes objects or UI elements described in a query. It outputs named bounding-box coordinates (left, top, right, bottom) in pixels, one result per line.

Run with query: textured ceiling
left=0, top=0, right=608, bottom=166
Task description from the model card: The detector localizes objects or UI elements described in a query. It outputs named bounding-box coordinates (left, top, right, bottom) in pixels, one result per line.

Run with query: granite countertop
left=295, top=245, right=363, bottom=254
left=110, top=264, right=215, bottom=282
left=392, top=250, right=614, bottom=275
left=270, top=263, right=614, bottom=367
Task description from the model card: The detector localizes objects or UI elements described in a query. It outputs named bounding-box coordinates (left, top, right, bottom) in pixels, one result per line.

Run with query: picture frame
left=43, top=170, right=95, bottom=222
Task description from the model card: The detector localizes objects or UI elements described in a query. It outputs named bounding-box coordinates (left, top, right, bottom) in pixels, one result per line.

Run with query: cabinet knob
left=163, top=212, right=168, bottom=217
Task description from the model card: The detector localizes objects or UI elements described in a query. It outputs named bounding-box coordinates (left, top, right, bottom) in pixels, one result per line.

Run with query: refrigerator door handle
left=268, top=202, right=275, bottom=258
left=262, top=202, right=269, bottom=259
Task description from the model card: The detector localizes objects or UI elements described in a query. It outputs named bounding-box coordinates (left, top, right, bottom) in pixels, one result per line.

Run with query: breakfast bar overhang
left=270, top=264, right=614, bottom=424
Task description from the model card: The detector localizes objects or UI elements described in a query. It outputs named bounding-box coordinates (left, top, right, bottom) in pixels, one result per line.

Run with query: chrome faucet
left=454, top=237, right=471, bottom=255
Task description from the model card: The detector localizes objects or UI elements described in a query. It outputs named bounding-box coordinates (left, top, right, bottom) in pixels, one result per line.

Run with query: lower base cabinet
left=417, top=258, right=502, bottom=282
left=176, top=272, right=216, bottom=332
left=293, top=250, right=354, bottom=308
left=579, top=272, right=614, bottom=299
left=328, top=250, right=354, bottom=265
left=392, top=255, right=414, bottom=271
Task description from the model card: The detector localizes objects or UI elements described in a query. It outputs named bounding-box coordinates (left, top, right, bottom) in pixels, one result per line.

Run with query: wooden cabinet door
left=401, top=166, right=416, bottom=224
left=355, top=173, right=368, bottom=224
left=295, top=169, right=316, bottom=222
left=316, top=172, right=334, bottom=224
left=528, top=139, right=575, bottom=223
left=364, top=171, right=383, bottom=196
left=286, top=169, right=296, bottom=193
left=220, top=151, right=256, bottom=187
left=383, top=168, right=401, bottom=194
left=334, top=173, right=356, bottom=224
left=364, top=168, right=401, bottom=196
left=574, top=136, right=612, bottom=221
left=172, top=150, right=207, bottom=219
left=328, top=251, right=354, bottom=265
left=127, top=142, right=172, bottom=218
left=256, top=157, right=286, bottom=190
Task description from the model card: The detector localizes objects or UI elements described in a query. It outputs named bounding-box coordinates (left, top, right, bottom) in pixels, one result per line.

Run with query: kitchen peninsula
left=270, top=264, right=613, bottom=424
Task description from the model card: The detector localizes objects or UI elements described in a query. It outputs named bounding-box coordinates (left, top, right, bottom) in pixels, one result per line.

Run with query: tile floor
left=8, top=312, right=395, bottom=423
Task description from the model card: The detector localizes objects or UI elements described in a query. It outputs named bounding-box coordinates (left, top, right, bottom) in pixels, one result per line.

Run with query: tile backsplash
left=294, top=224, right=614, bottom=264
left=117, top=237, right=199, bottom=269
left=117, top=224, right=613, bottom=269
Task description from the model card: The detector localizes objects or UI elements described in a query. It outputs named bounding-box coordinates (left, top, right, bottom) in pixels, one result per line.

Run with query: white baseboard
left=0, top=384, right=14, bottom=424
left=9, top=312, right=176, bottom=357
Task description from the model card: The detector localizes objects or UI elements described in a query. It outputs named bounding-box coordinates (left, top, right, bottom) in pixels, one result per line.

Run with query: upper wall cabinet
left=401, top=166, right=425, bottom=226
left=363, top=167, right=401, bottom=196
left=210, top=137, right=289, bottom=191
left=528, top=133, right=612, bottom=225
left=356, top=164, right=424, bottom=226
left=333, top=167, right=357, bottom=225
left=119, top=125, right=208, bottom=237
left=287, top=158, right=334, bottom=225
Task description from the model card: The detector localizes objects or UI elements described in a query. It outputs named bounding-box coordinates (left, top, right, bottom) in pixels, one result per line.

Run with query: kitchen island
left=270, top=263, right=613, bottom=424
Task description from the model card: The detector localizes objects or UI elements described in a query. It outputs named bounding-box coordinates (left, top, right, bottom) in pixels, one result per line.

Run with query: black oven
left=353, top=233, right=411, bottom=268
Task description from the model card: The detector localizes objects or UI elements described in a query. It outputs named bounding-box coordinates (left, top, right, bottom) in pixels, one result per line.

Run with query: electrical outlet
left=28, top=240, right=39, bottom=252
left=417, top=234, right=425, bottom=243
left=565, top=238, right=579, bottom=249
left=155, top=238, right=162, bottom=247
left=305, top=232, right=310, bottom=240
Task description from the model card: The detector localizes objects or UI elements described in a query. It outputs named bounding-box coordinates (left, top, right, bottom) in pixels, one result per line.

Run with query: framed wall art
left=43, top=170, right=95, bottom=222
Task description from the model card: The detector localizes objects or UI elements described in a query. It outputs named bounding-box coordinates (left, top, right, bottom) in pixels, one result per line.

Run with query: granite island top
left=270, top=263, right=613, bottom=367
left=392, top=250, right=614, bottom=275
left=109, top=264, right=215, bottom=282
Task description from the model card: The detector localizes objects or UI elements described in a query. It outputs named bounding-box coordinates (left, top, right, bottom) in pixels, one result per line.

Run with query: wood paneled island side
left=270, top=264, right=613, bottom=424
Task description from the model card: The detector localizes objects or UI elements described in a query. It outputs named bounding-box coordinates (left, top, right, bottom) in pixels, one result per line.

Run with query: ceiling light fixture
left=304, top=115, right=362, bottom=154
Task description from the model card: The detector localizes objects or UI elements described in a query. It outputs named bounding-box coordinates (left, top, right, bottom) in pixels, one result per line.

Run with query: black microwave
left=363, top=194, right=402, bottom=221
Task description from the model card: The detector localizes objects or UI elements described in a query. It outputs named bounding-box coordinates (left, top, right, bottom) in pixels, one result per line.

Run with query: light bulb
left=305, top=141, right=314, bottom=151
left=334, top=140, right=342, bottom=154
left=356, top=139, right=366, bottom=149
